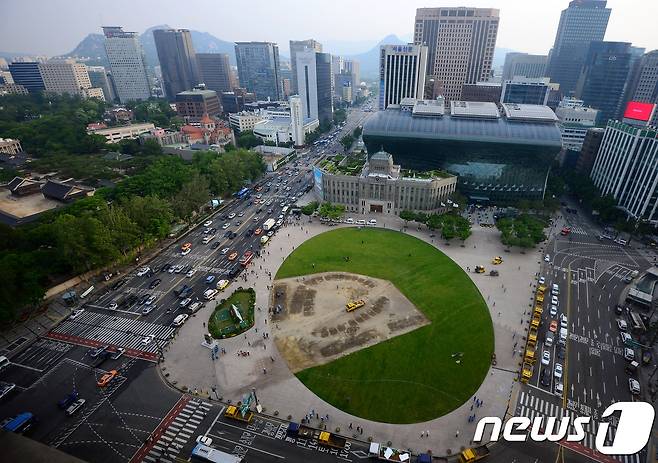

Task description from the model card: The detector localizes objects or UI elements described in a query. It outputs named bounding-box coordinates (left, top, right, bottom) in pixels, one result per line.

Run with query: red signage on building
left=623, top=101, right=655, bottom=122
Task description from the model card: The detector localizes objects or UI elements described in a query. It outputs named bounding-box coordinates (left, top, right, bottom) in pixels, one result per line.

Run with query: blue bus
left=234, top=188, right=251, bottom=200
left=2, top=412, right=36, bottom=433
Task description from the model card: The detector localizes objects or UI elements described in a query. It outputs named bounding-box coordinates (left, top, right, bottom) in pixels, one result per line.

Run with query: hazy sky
left=2, top=0, right=657, bottom=56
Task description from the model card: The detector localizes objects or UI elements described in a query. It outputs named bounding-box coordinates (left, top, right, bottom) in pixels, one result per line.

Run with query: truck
left=459, top=445, right=490, bottom=462
left=263, top=218, right=276, bottom=231
left=287, top=423, right=346, bottom=449
left=223, top=404, right=253, bottom=423
left=367, top=442, right=412, bottom=461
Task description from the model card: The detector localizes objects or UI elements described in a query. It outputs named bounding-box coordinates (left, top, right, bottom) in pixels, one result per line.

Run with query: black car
left=223, top=231, right=232, bottom=238
left=149, top=279, right=162, bottom=289
left=151, top=266, right=160, bottom=273
left=228, top=232, right=237, bottom=239
left=162, top=263, right=172, bottom=273
left=540, top=369, right=551, bottom=387
left=210, top=241, right=221, bottom=249
left=181, top=264, right=192, bottom=274
left=210, top=227, right=217, bottom=234
left=139, top=293, right=151, bottom=305
left=126, top=294, right=139, bottom=306
left=615, top=305, right=623, bottom=315
left=556, top=345, right=566, bottom=360
left=228, top=266, right=242, bottom=279
left=245, top=228, right=254, bottom=237
left=111, top=279, right=126, bottom=290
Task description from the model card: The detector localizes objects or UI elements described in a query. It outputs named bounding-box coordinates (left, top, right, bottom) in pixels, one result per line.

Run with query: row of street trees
left=400, top=210, right=472, bottom=241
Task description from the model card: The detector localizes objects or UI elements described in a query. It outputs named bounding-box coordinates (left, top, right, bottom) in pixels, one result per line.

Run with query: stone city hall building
left=314, top=151, right=457, bottom=215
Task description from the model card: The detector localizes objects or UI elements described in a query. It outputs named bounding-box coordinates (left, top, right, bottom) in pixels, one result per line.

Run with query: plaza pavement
left=161, top=206, right=548, bottom=456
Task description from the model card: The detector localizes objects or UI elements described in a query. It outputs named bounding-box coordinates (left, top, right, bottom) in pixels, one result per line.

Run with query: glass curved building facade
left=362, top=100, right=564, bottom=202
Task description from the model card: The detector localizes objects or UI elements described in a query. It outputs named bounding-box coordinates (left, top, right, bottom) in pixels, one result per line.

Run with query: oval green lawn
left=276, top=228, right=494, bottom=424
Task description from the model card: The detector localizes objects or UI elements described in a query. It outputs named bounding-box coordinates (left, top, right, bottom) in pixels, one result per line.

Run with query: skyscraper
left=623, top=50, right=658, bottom=126
left=502, top=53, right=549, bottom=81
left=88, top=66, right=116, bottom=102
left=295, top=51, right=334, bottom=125
left=235, top=42, right=281, bottom=101
left=576, top=41, right=632, bottom=124
left=38, top=59, right=104, bottom=100
left=196, top=53, right=233, bottom=94
left=289, top=39, right=322, bottom=94
left=413, top=7, right=499, bottom=101
left=289, top=95, right=305, bottom=146
left=378, top=45, right=427, bottom=111
left=546, top=0, right=611, bottom=96
left=8, top=61, right=44, bottom=93
left=153, top=29, right=199, bottom=100
left=102, top=26, right=151, bottom=103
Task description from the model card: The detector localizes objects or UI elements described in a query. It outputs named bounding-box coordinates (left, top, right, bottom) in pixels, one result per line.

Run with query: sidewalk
left=162, top=212, right=544, bottom=455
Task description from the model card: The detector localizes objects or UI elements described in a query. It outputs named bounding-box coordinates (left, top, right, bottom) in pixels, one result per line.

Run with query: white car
left=145, top=295, right=157, bottom=306
left=203, top=220, right=213, bottom=227
left=221, top=247, right=230, bottom=255
left=142, top=335, right=154, bottom=345
left=345, top=218, right=355, bottom=224
left=624, top=347, right=635, bottom=361
left=204, top=289, right=218, bottom=301
left=228, top=213, right=236, bottom=219
left=136, top=267, right=151, bottom=277
left=538, top=277, right=545, bottom=285
left=238, top=211, right=244, bottom=217
left=222, top=223, right=230, bottom=229
left=196, top=435, right=213, bottom=446
left=620, top=332, right=632, bottom=344
left=554, top=363, right=563, bottom=380
left=188, top=302, right=202, bottom=313
left=367, top=219, right=377, bottom=226
left=181, top=248, right=191, bottom=256
left=541, top=350, right=550, bottom=365
left=617, top=319, right=628, bottom=331
left=629, top=378, right=640, bottom=395
left=550, top=305, right=558, bottom=317
left=70, top=309, right=85, bottom=320
left=559, top=313, right=568, bottom=329
left=551, top=295, right=559, bottom=306
left=544, top=254, right=550, bottom=262
left=180, top=298, right=192, bottom=308
left=108, top=302, right=118, bottom=310
left=555, top=382, right=564, bottom=396
left=172, top=314, right=189, bottom=327
left=186, top=269, right=196, bottom=278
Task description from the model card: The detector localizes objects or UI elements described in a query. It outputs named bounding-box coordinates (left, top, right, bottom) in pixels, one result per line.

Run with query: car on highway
left=111, top=279, right=126, bottom=290
left=0, top=382, right=16, bottom=400
left=629, top=378, right=641, bottom=395
left=554, top=363, right=563, bottom=380
left=555, top=382, right=563, bottom=396
left=540, top=369, right=551, bottom=387
left=58, top=391, right=79, bottom=409
left=196, top=435, right=213, bottom=446
left=172, top=314, right=189, bottom=327
left=228, top=252, right=238, bottom=261
left=253, top=216, right=260, bottom=222
left=181, top=248, right=191, bottom=256
left=210, top=241, right=221, bottom=250
left=551, top=295, right=559, bottom=306
left=368, top=219, right=377, bottom=226
left=139, top=293, right=152, bottom=305
left=145, top=295, right=157, bottom=306
left=238, top=211, right=244, bottom=217
left=149, top=279, right=161, bottom=289
left=559, top=314, right=568, bottom=329
left=185, top=268, right=196, bottom=277
left=222, top=223, right=230, bottom=229
left=70, top=309, right=85, bottom=320
left=624, top=347, right=635, bottom=361
left=141, top=305, right=155, bottom=316
left=615, top=305, right=623, bottom=315
left=142, top=335, right=154, bottom=345
left=620, top=332, right=632, bottom=344
left=180, top=298, right=192, bottom=308
left=541, top=350, right=550, bottom=365
left=203, top=289, right=218, bottom=301
left=617, top=319, right=628, bottom=331
left=267, top=231, right=274, bottom=237
left=538, top=276, right=545, bottom=285
left=88, top=345, right=109, bottom=358
left=65, top=398, right=86, bottom=416
left=552, top=284, right=559, bottom=295
left=550, top=305, right=558, bottom=317
left=220, top=247, right=230, bottom=254
left=217, top=279, right=229, bottom=291
left=205, top=275, right=216, bottom=285
left=203, top=220, right=213, bottom=227
left=97, top=370, right=118, bottom=387
left=549, top=320, right=558, bottom=332
left=254, top=228, right=262, bottom=235
left=174, top=264, right=184, bottom=273
left=108, top=302, right=118, bottom=310
left=544, top=254, right=550, bottom=262
left=228, top=213, right=236, bottom=219
left=136, top=267, right=151, bottom=277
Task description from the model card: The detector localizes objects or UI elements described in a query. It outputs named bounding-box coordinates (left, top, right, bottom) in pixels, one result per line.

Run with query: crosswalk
left=517, top=392, right=642, bottom=463
left=141, top=398, right=211, bottom=463
left=46, top=311, right=175, bottom=362
left=568, top=226, right=588, bottom=236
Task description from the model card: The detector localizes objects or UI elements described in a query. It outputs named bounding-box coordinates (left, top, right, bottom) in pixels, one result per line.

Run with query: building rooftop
left=176, top=89, right=217, bottom=97
left=502, top=103, right=559, bottom=123
left=450, top=101, right=500, bottom=119
left=412, top=100, right=445, bottom=117
left=363, top=103, right=563, bottom=147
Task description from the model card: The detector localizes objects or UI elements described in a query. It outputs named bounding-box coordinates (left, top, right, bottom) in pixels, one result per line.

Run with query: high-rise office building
left=153, top=29, right=199, bottom=100
left=502, top=53, right=548, bottom=81
left=413, top=7, right=499, bottom=101
left=175, top=86, right=221, bottom=121
left=289, top=95, right=305, bottom=146
left=546, top=0, right=611, bottom=96
left=554, top=97, right=599, bottom=151
left=102, top=26, right=151, bottom=103
left=295, top=51, right=333, bottom=125
left=379, top=45, right=427, bottom=111
left=196, top=53, right=233, bottom=94
left=88, top=66, right=116, bottom=102
left=38, top=59, right=104, bottom=100
left=344, top=59, right=361, bottom=96
left=235, top=42, right=281, bottom=101
left=590, top=121, right=658, bottom=223
left=576, top=41, right=632, bottom=124
left=501, top=77, right=550, bottom=105
left=623, top=50, right=658, bottom=126
left=289, top=39, right=322, bottom=95
left=8, top=61, right=44, bottom=93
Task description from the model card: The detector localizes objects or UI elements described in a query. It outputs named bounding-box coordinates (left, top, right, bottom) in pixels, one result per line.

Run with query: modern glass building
left=362, top=100, right=563, bottom=202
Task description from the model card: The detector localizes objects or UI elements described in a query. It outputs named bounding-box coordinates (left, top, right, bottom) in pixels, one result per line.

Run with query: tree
left=340, top=134, right=355, bottom=153
left=400, top=210, right=416, bottom=224
left=302, top=201, right=319, bottom=215
left=496, top=214, right=547, bottom=248
left=318, top=202, right=345, bottom=220
left=236, top=131, right=262, bottom=149
left=171, top=173, right=211, bottom=223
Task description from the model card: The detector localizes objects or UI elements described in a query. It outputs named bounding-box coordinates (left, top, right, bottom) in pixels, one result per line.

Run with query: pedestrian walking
left=270, top=356, right=275, bottom=362
left=420, top=431, right=424, bottom=438
left=456, top=430, right=460, bottom=438
left=263, top=368, right=267, bottom=374
left=349, top=423, right=352, bottom=430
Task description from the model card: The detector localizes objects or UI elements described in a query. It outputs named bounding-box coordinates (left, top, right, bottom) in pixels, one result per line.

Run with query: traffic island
left=208, top=288, right=255, bottom=338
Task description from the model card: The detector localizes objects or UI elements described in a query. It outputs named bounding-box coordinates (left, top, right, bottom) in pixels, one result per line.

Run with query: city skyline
left=2, top=0, right=657, bottom=58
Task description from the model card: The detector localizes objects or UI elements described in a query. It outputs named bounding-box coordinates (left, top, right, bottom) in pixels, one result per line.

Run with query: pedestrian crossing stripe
left=516, top=392, right=643, bottom=463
